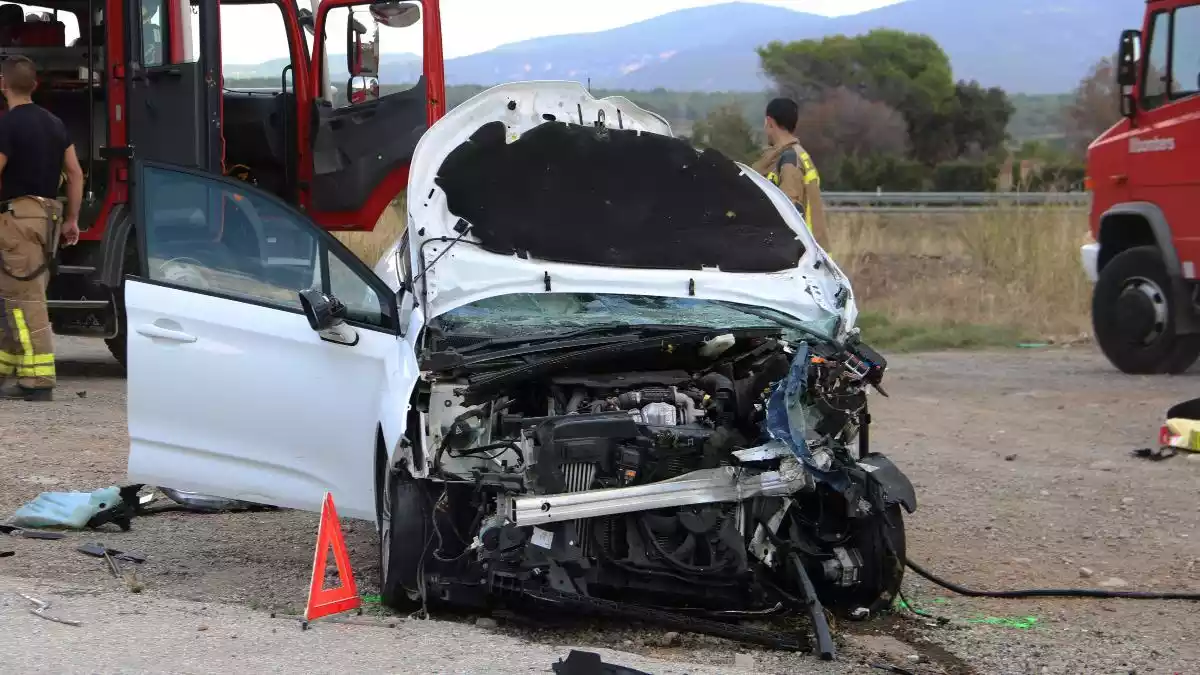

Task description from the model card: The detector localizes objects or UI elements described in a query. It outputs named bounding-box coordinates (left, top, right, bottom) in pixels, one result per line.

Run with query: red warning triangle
left=304, top=492, right=362, bottom=622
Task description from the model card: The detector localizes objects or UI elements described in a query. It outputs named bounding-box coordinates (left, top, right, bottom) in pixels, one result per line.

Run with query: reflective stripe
left=13, top=308, right=34, bottom=367
left=11, top=308, right=54, bottom=378
left=0, top=350, right=17, bottom=366
left=767, top=171, right=780, bottom=185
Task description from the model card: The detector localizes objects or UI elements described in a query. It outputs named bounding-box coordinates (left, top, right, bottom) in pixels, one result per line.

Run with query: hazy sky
left=221, top=0, right=902, bottom=65
left=13, top=0, right=901, bottom=65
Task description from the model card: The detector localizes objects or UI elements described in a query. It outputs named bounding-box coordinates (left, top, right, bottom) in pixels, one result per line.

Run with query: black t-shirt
left=0, top=103, right=70, bottom=201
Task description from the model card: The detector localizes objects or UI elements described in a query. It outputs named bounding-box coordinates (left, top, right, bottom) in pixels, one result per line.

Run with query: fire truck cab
left=0, top=0, right=444, bottom=363
left=1084, top=0, right=1200, bottom=374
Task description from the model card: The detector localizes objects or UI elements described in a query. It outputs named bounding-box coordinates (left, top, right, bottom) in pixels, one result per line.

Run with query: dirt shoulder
left=1, top=339, right=1198, bottom=673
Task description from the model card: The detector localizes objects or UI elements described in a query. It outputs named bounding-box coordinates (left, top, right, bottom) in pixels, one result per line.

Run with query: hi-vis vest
left=766, top=144, right=820, bottom=231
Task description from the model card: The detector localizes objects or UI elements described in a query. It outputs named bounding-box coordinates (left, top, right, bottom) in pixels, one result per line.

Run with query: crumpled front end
left=402, top=326, right=916, bottom=647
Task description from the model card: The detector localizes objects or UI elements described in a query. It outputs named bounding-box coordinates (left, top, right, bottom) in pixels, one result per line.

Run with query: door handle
left=136, top=324, right=197, bottom=343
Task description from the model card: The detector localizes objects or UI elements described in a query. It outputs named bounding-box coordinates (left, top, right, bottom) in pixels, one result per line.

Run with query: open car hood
left=386, top=81, right=858, bottom=342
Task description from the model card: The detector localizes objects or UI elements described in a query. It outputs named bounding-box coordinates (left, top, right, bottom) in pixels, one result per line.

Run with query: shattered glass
left=435, top=292, right=838, bottom=340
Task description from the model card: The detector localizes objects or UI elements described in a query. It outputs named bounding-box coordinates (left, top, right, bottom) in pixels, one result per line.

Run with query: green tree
left=758, top=29, right=956, bottom=123
left=948, top=80, right=1014, bottom=158
left=691, top=104, right=760, bottom=162
left=758, top=30, right=1013, bottom=165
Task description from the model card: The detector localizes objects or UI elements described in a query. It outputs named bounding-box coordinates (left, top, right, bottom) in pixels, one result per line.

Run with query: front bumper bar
left=509, top=454, right=813, bottom=526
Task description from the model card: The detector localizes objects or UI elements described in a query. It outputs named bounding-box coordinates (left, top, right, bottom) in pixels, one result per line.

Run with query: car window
left=141, top=165, right=318, bottom=310
left=139, top=164, right=398, bottom=332
left=1143, top=10, right=1171, bottom=109
left=327, top=248, right=385, bottom=326
left=1172, top=5, right=1200, bottom=100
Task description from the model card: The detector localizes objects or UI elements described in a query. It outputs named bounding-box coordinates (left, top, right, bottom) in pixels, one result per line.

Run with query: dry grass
left=334, top=199, right=408, bottom=268
left=824, top=208, right=1093, bottom=347
left=336, top=198, right=1093, bottom=351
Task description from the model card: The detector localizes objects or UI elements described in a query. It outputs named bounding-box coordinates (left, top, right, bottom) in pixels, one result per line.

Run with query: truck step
left=55, top=263, right=97, bottom=273
left=47, top=300, right=110, bottom=310
left=55, top=265, right=96, bottom=275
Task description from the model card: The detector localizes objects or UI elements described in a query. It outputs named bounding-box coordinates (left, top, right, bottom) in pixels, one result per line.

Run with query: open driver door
left=305, top=0, right=445, bottom=231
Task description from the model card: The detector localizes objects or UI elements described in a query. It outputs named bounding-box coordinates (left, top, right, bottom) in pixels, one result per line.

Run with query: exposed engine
left=400, top=329, right=915, bottom=651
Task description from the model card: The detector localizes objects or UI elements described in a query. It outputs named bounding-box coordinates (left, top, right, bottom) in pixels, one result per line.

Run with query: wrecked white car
left=124, top=81, right=915, bottom=653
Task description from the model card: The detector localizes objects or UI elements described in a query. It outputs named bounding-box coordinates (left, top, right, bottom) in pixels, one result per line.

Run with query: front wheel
left=1093, top=245, right=1200, bottom=374
left=815, top=503, right=907, bottom=618
left=379, top=470, right=431, bottom=611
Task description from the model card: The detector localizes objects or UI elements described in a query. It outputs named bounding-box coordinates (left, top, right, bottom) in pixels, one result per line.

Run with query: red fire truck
left=0, top=0, right=444, bottom=364
left=1083, top=0, right=1200, bottom=374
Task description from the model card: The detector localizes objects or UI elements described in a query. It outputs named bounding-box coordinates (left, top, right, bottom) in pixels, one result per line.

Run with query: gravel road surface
left=1, top=337, right=1198, bottom=674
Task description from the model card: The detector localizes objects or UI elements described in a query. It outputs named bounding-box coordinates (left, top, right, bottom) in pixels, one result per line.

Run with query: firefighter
left=0, top=55, right=82, bottom=401
left=752, top=97, right=827, bottom=244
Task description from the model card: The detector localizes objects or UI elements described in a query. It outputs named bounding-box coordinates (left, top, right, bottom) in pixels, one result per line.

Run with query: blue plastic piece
left=764, top=344, right=848, bottom=490
left=11, top=486, right=121, bottom=529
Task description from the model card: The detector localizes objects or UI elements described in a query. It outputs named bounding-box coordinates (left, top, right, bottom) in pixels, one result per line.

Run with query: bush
left=932, top=160, right=998, bottom=192
left=1026, top=163, right=1086, bottom=191
left=833, top=155, right=930, bottom=191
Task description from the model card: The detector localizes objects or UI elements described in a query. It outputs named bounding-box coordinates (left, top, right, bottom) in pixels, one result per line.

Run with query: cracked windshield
left=435, top=292, right=834, bottom=342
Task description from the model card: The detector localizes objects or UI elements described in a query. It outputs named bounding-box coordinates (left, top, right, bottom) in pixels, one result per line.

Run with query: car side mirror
left=300, top=289, right=359, bottom=346
left=299, top=288, right=347, bottom=331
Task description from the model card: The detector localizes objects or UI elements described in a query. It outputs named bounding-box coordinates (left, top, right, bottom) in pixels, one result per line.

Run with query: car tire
left=379, top=470, right=431, bottom=612
left=1093, top=245, right=1200, bottom=374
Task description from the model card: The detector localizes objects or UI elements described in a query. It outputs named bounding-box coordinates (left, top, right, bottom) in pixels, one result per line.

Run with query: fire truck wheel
left=103, top=236, right=140, bottom=369
left=1093, top=245, right=1200, bottom=374
left=104, top=333, right=126, bottom=367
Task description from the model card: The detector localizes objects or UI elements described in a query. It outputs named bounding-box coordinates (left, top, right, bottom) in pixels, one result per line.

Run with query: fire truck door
left=124, top=0, right=221, bottom=171
left=307, top=0, right=437, bottom=231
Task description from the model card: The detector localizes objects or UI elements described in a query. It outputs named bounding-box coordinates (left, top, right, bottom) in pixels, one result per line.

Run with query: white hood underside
left=376, top=81, right=858, bottom=341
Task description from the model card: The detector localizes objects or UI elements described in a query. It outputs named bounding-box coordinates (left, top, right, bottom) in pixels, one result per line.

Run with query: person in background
left=0, top=55, right=83, bottom=401
left=752, top=97, right=828, bottom=245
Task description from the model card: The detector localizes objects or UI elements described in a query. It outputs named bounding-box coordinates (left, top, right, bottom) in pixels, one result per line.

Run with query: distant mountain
left=225, top=53, right=422, bottom=82
left=225, top=0, right=1140, bottom=94
left=436, top=0, right=1140, bottom=94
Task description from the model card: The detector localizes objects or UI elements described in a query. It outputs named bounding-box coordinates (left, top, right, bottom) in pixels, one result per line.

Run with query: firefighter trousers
left=0, top=197, right=62, bottom=390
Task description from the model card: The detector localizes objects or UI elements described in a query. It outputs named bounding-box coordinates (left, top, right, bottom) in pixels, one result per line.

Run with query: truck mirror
left=369, top=1, right=420, bottom=28
left=346, top=14, right=367, bottom=77
left=1117, top=29, right=1140, bottom=88
left=1116, top=29, right=1140, bottom=119
left=347, top=75, right=379, bottom=106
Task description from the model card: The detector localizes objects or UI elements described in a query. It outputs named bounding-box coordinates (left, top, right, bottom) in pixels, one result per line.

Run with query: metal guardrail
left=822, top=192, right=1091, bottom=213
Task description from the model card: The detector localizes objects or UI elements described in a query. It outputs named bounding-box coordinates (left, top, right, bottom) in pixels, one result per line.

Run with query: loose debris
left=551, top=650, right=653, bottom=675
left=19, top=593, right=82, bottom=627
left=11, top=486, right=125, bottom=530
left=1132, top=446, right=1176, bottom=461
left=77, top=542, right=147, bottom=564
left=77, top=543, right=148, bottom=593
left=0, top=523, right=67, bottom=539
